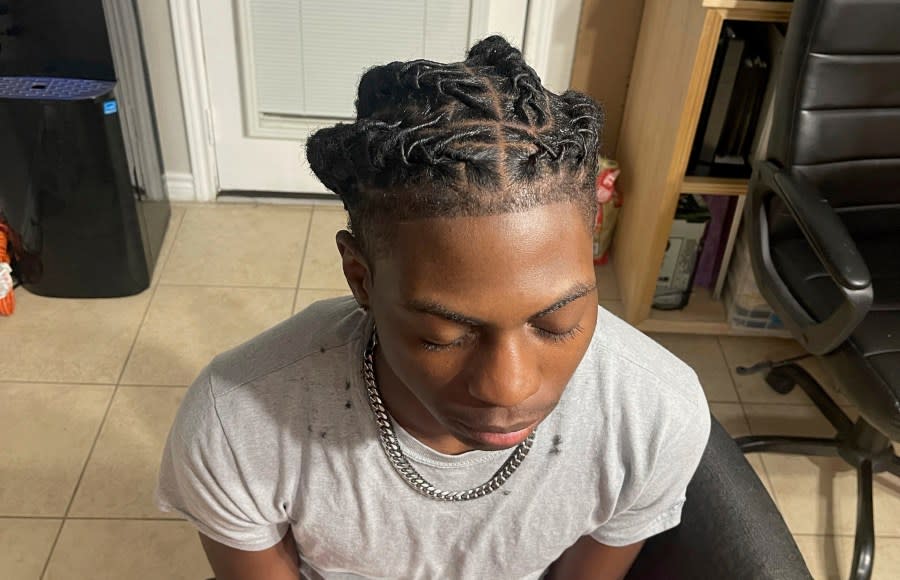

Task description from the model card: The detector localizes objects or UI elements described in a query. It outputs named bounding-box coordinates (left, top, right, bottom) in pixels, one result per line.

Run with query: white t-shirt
left=155, top=297, right=710, bottom=579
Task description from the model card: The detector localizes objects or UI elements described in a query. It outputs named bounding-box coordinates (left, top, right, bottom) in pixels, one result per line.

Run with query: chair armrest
left=770, top=168, right=870, bottom=290
left=745, top=161, right=873, bottom=355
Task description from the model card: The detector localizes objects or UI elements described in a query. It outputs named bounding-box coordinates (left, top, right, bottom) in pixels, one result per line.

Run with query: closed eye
left=531, top=324, right=584, bottom=343
left=421, top=332, right=474, bottom=352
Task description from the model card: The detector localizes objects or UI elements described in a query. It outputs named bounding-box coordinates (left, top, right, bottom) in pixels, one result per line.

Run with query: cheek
left=542, top=307, right=598, bottom=387
left=377, top=317, right=463, bottom=392
left=538, top=338, right=594, bottom=393
left=400, top=350, right=462, bottom=391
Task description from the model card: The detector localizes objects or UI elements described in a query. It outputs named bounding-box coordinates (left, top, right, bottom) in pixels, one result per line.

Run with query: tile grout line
left=158, top=203, right=312, bottom=289
left=711, top=336, right=753, bottom=435
left=1, top=515, right=185, bottom=522
left=151, top=203, right=188, bottom=288
left=103, top=382, right=189, bottom=388
left=714, top=335, right=784, bottom=510
left=715, top=336, right=748, bottom=407
left=2, top=379, right=119, bottom=387
left=291, top=208, right=317, bottom=314
left=37, top=364, right=118, bottom=579
left=157, top=282, right=302, bottom=290
left=712, top=336, right=859, bottom=517
left=38, top=206, right=188, bottom=580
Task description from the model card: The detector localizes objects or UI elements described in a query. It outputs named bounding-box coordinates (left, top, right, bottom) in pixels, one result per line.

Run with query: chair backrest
left=767, top=0, right=900, bottom=240
left=625, top=419, right=811, bottom=580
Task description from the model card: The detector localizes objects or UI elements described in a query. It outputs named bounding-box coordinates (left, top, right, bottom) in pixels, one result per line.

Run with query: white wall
left=128, top=0, right=586, bottom=200
left=135, top=0, right=192, bottom=178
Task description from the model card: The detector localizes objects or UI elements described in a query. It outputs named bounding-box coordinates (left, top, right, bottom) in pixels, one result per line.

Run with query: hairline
left=349, top=177, right=597, bottom=260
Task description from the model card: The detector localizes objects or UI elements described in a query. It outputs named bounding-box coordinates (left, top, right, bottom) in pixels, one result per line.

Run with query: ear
left=336, top=230, right=372, bottom=309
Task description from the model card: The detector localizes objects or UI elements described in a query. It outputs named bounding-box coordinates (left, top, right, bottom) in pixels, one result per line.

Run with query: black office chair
left=739, top=1, right=900, bottom=579
left=626, top=418, right=811, bottom=580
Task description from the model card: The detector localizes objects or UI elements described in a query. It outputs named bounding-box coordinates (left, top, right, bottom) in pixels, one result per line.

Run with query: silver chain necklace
left=362, top=329, right=536, bottom=501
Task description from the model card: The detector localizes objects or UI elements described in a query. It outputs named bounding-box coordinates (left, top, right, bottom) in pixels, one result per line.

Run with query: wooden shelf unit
left=640, top=287, right=790, bottom=337
left=610, top=0, right=791, bottom=335
left=680, top=176, right=749, bottom=196
left=702, top=0, right=792, bottom=22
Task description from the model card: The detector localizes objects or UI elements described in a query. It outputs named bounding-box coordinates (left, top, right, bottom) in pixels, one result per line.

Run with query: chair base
left=735, top=362, right=899, bottom=580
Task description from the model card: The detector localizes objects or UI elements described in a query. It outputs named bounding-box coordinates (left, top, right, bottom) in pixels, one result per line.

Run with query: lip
left=456, top=419, right=539, bottom=448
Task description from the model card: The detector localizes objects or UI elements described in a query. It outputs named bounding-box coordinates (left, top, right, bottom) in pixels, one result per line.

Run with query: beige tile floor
left=1, top=201, right=898, bottom=579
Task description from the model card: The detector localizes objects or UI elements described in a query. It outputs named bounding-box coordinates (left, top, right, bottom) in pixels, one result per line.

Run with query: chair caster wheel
left=765, top=368, right=796, bottom=394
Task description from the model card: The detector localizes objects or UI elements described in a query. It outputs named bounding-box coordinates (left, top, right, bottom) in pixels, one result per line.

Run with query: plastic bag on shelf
left=592, top=158, right=622, bottom=265
left=0, top=221, right=16, bottom=316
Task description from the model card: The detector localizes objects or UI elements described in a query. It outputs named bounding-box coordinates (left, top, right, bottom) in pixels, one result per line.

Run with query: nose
left=467, top=333, right=540, bottom=408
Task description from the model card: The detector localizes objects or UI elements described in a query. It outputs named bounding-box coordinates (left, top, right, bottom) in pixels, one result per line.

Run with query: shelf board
left=597, top=263, right=789, bottom=337
left=681, top=175, right=749, bottom=196
left=642, top=287, right=728, bottom=332
left=636, top=287, right=791, bottom=337
left=702, top=0, right=793, bottom=22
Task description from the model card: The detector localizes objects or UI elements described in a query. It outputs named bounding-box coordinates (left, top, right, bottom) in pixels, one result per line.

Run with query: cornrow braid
left=306, top=35, right=604, bottom=255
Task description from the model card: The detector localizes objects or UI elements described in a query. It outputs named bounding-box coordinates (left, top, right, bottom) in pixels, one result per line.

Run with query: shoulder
left=568, top=307, right=711, bottom=538
left=583, top=306, right=708, bottom=418
left=207, top=295, right=365, bottom=398
left=159, top=296, right=368, bottom=491
left=575, top=306, right=711, bottom=464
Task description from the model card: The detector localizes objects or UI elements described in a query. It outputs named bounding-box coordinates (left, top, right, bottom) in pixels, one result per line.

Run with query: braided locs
left=306, top=35, right=604, bottom=254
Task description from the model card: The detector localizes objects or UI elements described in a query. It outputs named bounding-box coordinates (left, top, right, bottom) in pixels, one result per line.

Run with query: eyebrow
left=405, top=282, right=598, bottom=327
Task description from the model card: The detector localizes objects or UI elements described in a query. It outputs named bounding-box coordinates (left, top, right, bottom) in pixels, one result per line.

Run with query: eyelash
left=421, top=324, right=584, bottom=352
left=421, top=334, right=471, bottom=352
left=533, top=324, right=584, bottom=343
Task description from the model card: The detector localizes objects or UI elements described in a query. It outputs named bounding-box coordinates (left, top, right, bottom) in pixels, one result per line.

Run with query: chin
left=467, top=440, right=523, bottom=452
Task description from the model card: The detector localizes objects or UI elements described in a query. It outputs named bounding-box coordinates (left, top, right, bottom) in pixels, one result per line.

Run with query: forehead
left=373, top=202, right=594, bottom=314
left=359, top=174, right=595, bottom=247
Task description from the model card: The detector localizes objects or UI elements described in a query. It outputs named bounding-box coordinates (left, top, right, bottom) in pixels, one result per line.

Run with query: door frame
left=103, top=0, right=167, bottom=202
left=169, top=0, right=583, bottom=202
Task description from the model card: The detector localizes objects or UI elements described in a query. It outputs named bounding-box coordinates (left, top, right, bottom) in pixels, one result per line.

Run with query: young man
left=155, top=36, right=710, bottom=580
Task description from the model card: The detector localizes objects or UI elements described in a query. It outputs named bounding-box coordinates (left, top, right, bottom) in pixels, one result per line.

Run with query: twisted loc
left=306, top=35, right=604, bottom=251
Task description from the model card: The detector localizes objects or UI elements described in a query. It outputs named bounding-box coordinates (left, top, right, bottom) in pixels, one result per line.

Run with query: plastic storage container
left=723, top=222, right=786, bottom=333
left=0, top=76, right=169, bottom=297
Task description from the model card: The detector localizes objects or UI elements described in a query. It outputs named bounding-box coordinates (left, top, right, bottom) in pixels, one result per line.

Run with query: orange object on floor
left=0, top=223, right=15, bottom=316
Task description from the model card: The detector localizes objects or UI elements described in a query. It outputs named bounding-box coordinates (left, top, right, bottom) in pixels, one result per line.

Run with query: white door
left=199, top=0, right=534, bottom=194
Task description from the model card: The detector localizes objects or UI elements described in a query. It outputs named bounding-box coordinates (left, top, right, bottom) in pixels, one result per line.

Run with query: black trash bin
left=0, top=75, right=169, bottom=298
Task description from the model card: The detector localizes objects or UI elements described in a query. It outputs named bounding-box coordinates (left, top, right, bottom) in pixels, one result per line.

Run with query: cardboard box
left=653, top=196, right=710, bottom=310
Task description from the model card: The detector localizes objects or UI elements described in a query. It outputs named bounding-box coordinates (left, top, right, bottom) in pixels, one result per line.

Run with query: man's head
left=306, top=35, right=603, bottom=256
left=306, top=36, right=603, bottom=453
